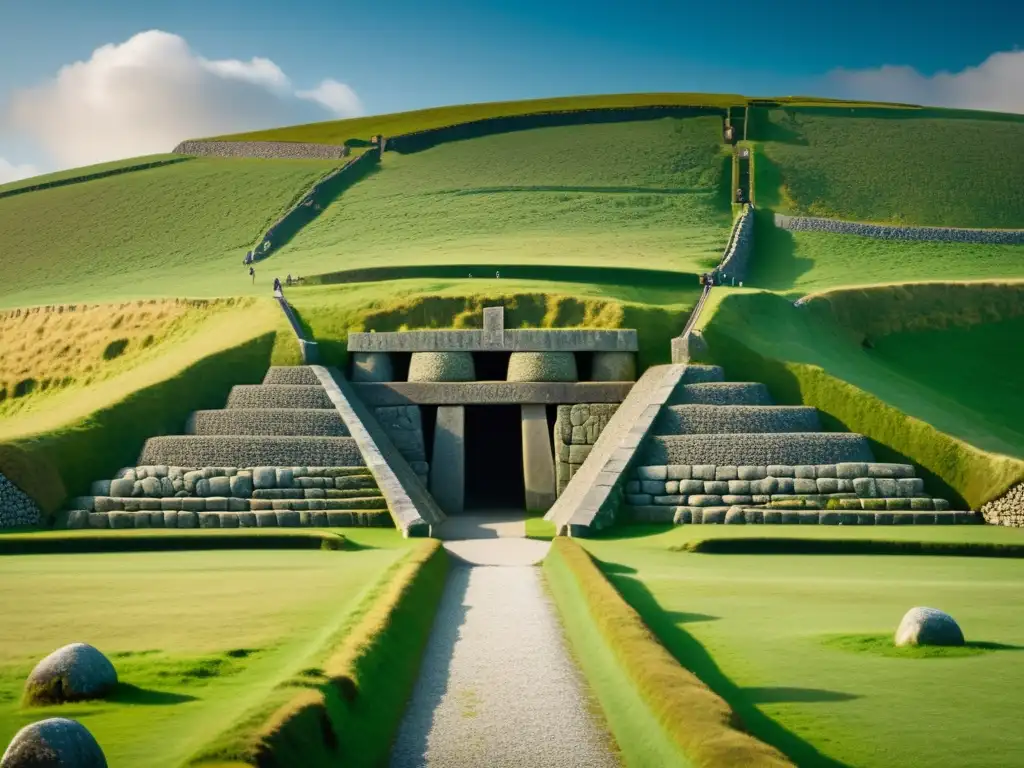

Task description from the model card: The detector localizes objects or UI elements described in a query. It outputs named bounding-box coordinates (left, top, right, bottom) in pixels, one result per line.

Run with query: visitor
left=249, top=266, right=255, bottom=284
left=286, top=274, right=293, bottom=286
left=273, top=277, right=282, bottom=294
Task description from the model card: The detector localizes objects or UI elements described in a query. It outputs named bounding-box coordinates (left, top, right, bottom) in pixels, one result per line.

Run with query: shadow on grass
left=746, top=686, right=860, bottom=704
left=109, top=683, right=198, bottom=706
left=823, top=634, right=1024, bottom=659
left=610, top=574, right=854, bottom=768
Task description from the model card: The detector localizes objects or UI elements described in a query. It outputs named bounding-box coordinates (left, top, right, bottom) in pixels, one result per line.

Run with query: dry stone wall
left=554, top=404, right=619, bottom=495
left=173, top=140, right=349, bottom=160
left=774, top=213, right=1024, bottom=245
left=980, top=482, right=1024, bottom=526
left=713, top=205, right=754, bottom=284
left=0, top=473, right=41, bottom=528
left=373, top=406, right=430, bottom=485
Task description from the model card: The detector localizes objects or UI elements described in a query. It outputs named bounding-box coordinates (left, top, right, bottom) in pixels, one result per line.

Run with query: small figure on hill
left=699, top=273, right=706, bottom=287
left=249, top=266, right=255, bottom=284
left=495, top=270, right=500, bottom=279
left=736, top=187, right=745, bottom=203
left=273, top=277, right=282, bottom=294
left=286, top=274, right=293, bottom=286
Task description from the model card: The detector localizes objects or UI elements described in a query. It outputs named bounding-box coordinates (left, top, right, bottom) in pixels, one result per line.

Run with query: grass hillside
left=748, top=216, right=1024, bottom=293
left=754, top=107, right=1024, bottom=227
left=271, top=117, right=732, bottom=279
left=0, top=154, right=188, bottom=197
left=0, top=157, right=339, bottom=308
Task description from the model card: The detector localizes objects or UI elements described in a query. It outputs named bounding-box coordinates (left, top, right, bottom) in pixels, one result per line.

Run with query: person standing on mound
left=249, top=266, right=255, bottom=284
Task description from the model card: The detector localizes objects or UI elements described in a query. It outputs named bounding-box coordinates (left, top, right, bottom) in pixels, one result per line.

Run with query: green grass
left=0, top=545, right=408, bottom=768
left=267, top=117, right=732, bottom=279
left=544, top=542, right=689, bottom=767
left=0, top=154, right=187, bottom=196
left=821, top=634, right=1010, bottom=659
left=0, top=158, right=339, bottom=308
left=748, top=219, right=1024, bottom=294
left=581, top=528, right=1024, bottom=768
left=613, top=524, right=1024, bottom=547
left=525, top=513, right=556, bottom=541
left=699, top=288, right=1024, bottom=507
left=754, top=107, right=1024, bottom=227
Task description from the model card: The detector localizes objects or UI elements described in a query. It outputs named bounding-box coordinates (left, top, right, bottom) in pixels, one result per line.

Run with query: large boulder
left=1, top=718, right=106, bottom=767
left=24, top=644, right=117, bottom=706
left=506, top=352, right=577, bottom=382
left=895, top=607, right=965, bottom=647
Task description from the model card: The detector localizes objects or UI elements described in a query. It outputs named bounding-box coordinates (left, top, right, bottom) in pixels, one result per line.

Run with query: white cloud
left=824, top=49, right=1024, bottom=114
left=3, top=30, right=363, bottom=169
left=0, top=157, right=39, bottom=184
left=297, top=79, right=364, bottom=117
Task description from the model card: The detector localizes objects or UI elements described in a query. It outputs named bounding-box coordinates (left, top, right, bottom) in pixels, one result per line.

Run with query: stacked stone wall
left=0, top=473, right=41, bottom=528
left=554, top=404, right=619, bottom=495
left=172, top=140, right=349, bottom=160
left=774, top=213, right=1024, bottom=245
left=373, top=406, right=430, bottom=485
left=713, top=206, right=754, bottom=284
left=980, top=482, right=1024, bottom=526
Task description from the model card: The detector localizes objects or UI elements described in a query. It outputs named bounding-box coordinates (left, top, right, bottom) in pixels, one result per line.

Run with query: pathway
left=389, top=511, right=618, bottom=768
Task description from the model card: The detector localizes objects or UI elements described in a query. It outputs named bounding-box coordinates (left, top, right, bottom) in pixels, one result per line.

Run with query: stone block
left=626, top=494, right=653, bottom=506
left=728, top=480, right=751, bottom=495
left=692, top=465, right=716, bottom=480
left=667, top=465, right=692, bottom=480
left=820, top=512, right=840, bottom=525
left=898, top=478, right=925, bottom=498
left=678, top=479, right=704, bottom=494
left=886, top=498, right=911, bottom=511
left=238, top=512, right=258, bottom=528
left=876, top=478, right=899, bottom=497
left=229, top=497, right=248, bottom=512
left=255, top=511, right=278, bottom=527
left=794, top=478, right=818, bottom=494
left=815, top=465, right=837, bottom=479
left=799, top=510, right=821, bottom=524
left=138, top=499, right=161, bottom=511
left=836, top=462, right=868, bottom=479
left=867, top=463, right=914, bottom=478
left=837, top=479, right=854, bottom=493
left=738, top=466, right=767, bottom=480
left=744, top=508, right=764, bottom=524
left=722, top=495, right=753, bottom=505
left=702, top=507, right=726, bottom=524
left=664, top=480, right=679, bottom=494
left=673, top=508, right=692, bottom=525
left=161, top=511, right=178, bottom=528
left=752, top=494, right=770, bottom=504
left=891, top=512, right=916, bottom=525
left=90, top=479, right=112, bottom=496
left=88, top=512, right=110, bottom=529
left=636, top=466, right=667, bottom=480
left=311, top=511, right=330, bottom=527
left=276, top=468, right=294, bottom=488
left=568, top=445, right=592, bottom=464
left=933, top=499, right=951, bottom=511
left=912, top=512, right=937, bottom=525
left=767, top=464, right=794, bottom=478
left=327, top=511, right=353, bottom=526
left=352, top=352, right=395, bottom=382
left=140, top=476, right=161, bottom=497
left=640, top=480, right=665, bottom=495
left=910, top=497, right=933, bottom=511
left=689, top=495, right=723, bottom=507
left=252, top=467, right=275, bottom=489
left=715, top=466, right=738, bottom=481
left=776, top=478, right=795, bottom=494
left=763, top=510, right=783, bottom=524
left=229, top=473, right=254, bottom=497
left=277, top=511, right=301, bottom=527
left=853, top=477, right=878, bottom=498
left=625, top=481, right=640, bottom=494
left=816, top=478, right=839, bottom=494
left=654, top=495, right=686, bottom=506
left=108, top=511, right=133, bottom=529
left=724, top=507, right=746, bottom=524
left=703, top=480, right=728, bottom=495
left=304, top=489, right=326, bottom=499
left=205, top=497, right=228, bottom=512
left=180, top=497, right=205, bottom=512
left=794, top=465, right=816, bottom=479
left=109, top=478, right=134, bottom=497
left=198, top=512, right=220, bottom=529
left=178, top=511, right=198, bottom=529
left=751, top=477, right=779, bottom=495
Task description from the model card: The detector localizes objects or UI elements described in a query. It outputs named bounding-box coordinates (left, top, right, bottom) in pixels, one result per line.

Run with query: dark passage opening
left=464, top=405, right=524, bottom=510
left=473, top=352, right=511, bottom=381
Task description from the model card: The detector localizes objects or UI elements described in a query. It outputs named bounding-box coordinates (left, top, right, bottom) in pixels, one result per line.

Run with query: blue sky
left=1, top=0, right=1021, bottom=178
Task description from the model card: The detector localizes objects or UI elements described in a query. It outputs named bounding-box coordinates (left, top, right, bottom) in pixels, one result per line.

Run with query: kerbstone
left=895, top=607, right=965, bottom=647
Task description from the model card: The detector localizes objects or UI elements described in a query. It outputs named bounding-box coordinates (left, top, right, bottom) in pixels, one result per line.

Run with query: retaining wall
left=374, top=406, right=429, bottom=485
left=554, top=404, right=619, bottom=496
left=0, top=472, right=41, bottom=528
left=172, top=140, right=349, bottom=160
left=774, top=213, right=1024, bottom=245
left=713, top=205, right=754, bottom=284
left=980, top=482, right=1024, bottom=526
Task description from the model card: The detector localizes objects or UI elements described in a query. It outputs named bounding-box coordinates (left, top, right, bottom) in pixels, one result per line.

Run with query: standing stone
left=895, top=607, right=965, bottom=647
left=521, top=405, right=556, bottom=513
left=430, top=406, right=465, bottom=515
left=482, top=306, right=504, bottom=348
left=1, top=718, right=106, bottom=768
left=590, top=352, right=637, bottom=382
left=352, top=352, right=394, bottom=382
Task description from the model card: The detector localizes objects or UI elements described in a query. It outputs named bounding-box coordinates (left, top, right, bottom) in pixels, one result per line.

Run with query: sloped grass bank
left=581, top=529, right=1024, bottom=768
left=0, top=529, right=349, bottom=554
left=699, top=289, right=1024, bottom=508
left=0, top=301, right=299, bottom=518
left=0, top=546, right=407, bottom=768
left=191, top=539, right=447, bottom=767
left=289, top=283, right=698, bottom=372
left=545, top=538, right=791, bottom=767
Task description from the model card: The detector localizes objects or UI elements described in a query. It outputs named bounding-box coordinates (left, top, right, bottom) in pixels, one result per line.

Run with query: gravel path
left=390, top=519, right=618, bottom=768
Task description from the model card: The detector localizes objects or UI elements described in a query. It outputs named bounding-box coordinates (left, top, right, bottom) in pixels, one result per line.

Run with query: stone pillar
left=352, top=352, right=393, bottom=382
left=482, top=306, right=504, bottom=348
left=591, top=352, right=636, bottom=381
left=521, top=405, right=556, bottom=513
left=507, top=352, right=577, bottom=382
left=408, top=352, right=475, bottom=382
left=430, top=406, right=465, bottom=515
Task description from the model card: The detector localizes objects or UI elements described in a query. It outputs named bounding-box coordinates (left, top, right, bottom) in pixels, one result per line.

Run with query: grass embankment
left=0, top=157, right=339, bottom=308
left=0, top=154, right=188, bottom=196
left=699, top=287, right=1024, bottom=508
left=582, top=528, right=1024, bottom=768
left=269, top=117, right=733, bottom=279
left=0, top=538, right=411, bottom=768
left=0, top=528, right=353, bottom=554
left=751, top=106, right=1024, bottom=228
left=193, top=539, right=447, bottom=767
left=0, top=299, right=299, bottom=516
left=289, top=284, right=699, bottom=371
left=545, top=538, right=790, bottom=767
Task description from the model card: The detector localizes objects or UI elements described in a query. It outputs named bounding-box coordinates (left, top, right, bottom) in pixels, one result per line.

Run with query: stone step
left=667, top=382, right=773, bottom=406
left=94, top=466, right=375, bottom=498
left=226, top=385, right=333, bottom=410
left=262, top=366, right=320, bottom=386
left=626, top=492, right=946, bottom=510
left=654, top=405, right=821, bottom=435
left=680, top=365, right=725, bottom=384
left=138, top=436, right=365, bottom=468
left=68, top=495, right=385, bottom=513
left=627, top=474, right=927, bottom=501
left=639, top=433, right=874, bottom=467
left=629, top=506, right=977, bottom=526
left=61, top=508, right=392, bottom=530
left=632, top=462, right=917, bottom=481
left=186, top=409, right=349, bottom=436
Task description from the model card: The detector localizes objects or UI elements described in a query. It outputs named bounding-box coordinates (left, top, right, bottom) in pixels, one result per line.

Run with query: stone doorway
left=464, top=405, right=525, bottom=511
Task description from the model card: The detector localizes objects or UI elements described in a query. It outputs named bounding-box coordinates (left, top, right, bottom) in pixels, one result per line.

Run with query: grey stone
left=666, top=465, right=692, bottom=480
left=722, top=495, right=753, bottom=505
left=876, top=478, right=899, bottom=497
left=352, top=352, right=394, bottom=383
left=276, top=468, right=294, bottom=488
left=767, top=465, right=794, bottom=478
left=90, top=480, right=111, bottom=496
left=625, top=494, right=653, bottom=506
left=816, top=478, right=839, bottom=494
left=692, top=465, right=716, bottom=480
left=714, top=466, right=738, bottom=481
left=205, top=497, right=229, bottom=512
left=898, top=478, right=925, bottom=498
left=836, top=462, right=868, bottom=479
left=704, top=481, right=729, bottom=495
left=636, top=466, right=667, bottom=481
left=208, top=476, right=231, bottom=496
left=252, top=467, right=276, bottom=489
left=794, top=478, right=818, bottom=494
left=702, top=507, right=727, bottom=524
left=727, top=480, right=751, bottom=495
left=177, top=511, right=198, bottom=528
left=724, top=507, right=746, bottom=524
left=815, top=465, right=837, bottom=479
left=895, top=607, right=965, bottom=647
left=109, top=479, right=133, bottom=497
left=853, top=477, right=878, bottom=498
left=738, top=466, right=767, bottom=480
left=590, top=352, right=636, bottom=382
left=640, top=480, right=666, bottom=495
left=25, top=644, right=117, bottom=705
left=430, top=405, right=465, bottom=515
left=408, top=352, right=475, bottom=382
left=88, top=513, right=109, bottom=529
left=1, top=718, right=107, bottom=768
left=230, top=473, right=254, bottom=497
left=688, top=495, right=723, bottom=507
left=678, top=479, right=704, bottom=494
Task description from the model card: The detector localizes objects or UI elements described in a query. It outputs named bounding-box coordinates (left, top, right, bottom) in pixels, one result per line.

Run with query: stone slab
left=430, top=405, right=465, bottom=516
left=353, top=381, right=633, bottom=406
left=522, top=404, right=556, bottom=513
left=347, top=327, right=637, bottom=353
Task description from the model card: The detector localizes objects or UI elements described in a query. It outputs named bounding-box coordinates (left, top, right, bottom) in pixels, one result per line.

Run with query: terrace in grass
left=754, top=107, right=1024, bottom=228
left=269, top=117, right=733, bottom=279
left=0, top=534, right=409, bottom=767
left=582, top=526, right=1024, bottom=767
left=0, top=157, right=339, bottom=308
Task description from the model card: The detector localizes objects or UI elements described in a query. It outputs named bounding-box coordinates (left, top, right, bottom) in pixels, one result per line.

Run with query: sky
left=1, top=0, right=1022, bottom=181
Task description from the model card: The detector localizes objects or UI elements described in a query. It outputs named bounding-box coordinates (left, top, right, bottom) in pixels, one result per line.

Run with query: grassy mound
left=699, top=286, right=1024, bottom=507
left=0, top=158, right=339, bottom=308
left=753, top=107, right=1024, bottom=228
left=582, top=528, right=1024, bottom=768
left=0, top=542, right=409, bottom=768
left=0, top=154, right=187, bottom=196
left=268, top=117, right=732, bottom=279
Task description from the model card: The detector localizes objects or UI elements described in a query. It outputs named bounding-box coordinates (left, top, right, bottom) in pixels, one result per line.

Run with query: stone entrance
left=347, top=306, right=638, bottom=517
